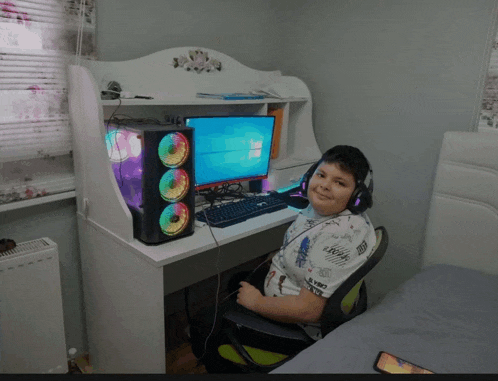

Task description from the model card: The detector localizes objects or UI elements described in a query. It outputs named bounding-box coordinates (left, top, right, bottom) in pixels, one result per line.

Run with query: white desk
left=79, top=205, right=297, bottom=373
left=67, top=47, right=321, bottom=373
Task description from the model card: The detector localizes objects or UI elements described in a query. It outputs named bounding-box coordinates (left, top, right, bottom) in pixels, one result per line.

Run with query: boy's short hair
left=317, top=145, right=370, bottom=185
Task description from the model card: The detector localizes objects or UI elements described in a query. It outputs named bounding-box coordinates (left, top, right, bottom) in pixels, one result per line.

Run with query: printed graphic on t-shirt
left=266, top=270, right=276, bottom=288
left=295, top=237, right=310, bottom=268
left=308, top=263, right=333, bottom=278
left=278, top=275, right=286, bottom=294
left=323, top=218, right=341, bottom=228
left=306, top=279, right=325, bottom=296
left=264, top=208, right=376, bottom=340
left=263, top=208, right=376, bottom=341
left=323, top=243, right=351, bottom=267
left=356, top=240, right=368, bottom=255
left=304, top=218, right=320, bottom=229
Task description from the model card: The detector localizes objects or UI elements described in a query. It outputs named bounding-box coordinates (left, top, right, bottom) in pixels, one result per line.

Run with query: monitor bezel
left=184, top=115, right=276, bottom=190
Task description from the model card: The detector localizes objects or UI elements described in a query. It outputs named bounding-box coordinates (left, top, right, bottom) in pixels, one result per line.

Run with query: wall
left=0, top=0, right=284, bottom=357
left=95, top=0, right=282, bottom=71
left=2, top=0, right=496, bottom=359
left=267, top=0, right=498, bottom=303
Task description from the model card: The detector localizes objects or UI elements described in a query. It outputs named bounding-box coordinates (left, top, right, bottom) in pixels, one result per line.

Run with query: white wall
left=266, top=0, right=498, bottom=303
left=0, top=0, right=284, bottom=357
left=95, top=0, right=282, bottom=71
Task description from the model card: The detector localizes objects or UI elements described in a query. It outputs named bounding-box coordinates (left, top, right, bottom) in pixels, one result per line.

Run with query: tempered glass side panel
left=104, top=125, right=144, bottom=211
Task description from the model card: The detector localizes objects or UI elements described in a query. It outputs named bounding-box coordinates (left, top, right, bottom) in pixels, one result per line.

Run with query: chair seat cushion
left=218, top=344, right=288, bottom=366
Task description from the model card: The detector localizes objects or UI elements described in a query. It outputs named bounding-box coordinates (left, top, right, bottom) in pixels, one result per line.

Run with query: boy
left=236, top=145, right=376, bottom=340
left=190, top=145, right=376, bottom=368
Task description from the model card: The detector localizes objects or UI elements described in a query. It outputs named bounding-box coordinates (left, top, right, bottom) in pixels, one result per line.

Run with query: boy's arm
left=237, top=281, right=327, bottom=324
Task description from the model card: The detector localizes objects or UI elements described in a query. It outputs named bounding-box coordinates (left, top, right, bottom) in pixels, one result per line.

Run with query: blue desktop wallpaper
left=185, top=116, right=275, bottom=187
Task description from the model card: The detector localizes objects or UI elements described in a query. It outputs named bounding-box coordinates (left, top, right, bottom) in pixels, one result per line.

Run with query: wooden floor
left=166, top=342, right=208, bottom=374
left=69, top=254, right=272, bottom=374
left=67, top=343, right=207, bottom=374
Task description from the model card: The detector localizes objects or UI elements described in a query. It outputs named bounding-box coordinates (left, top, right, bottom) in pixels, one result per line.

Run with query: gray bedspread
left=272, top=264, right=498, bottom=374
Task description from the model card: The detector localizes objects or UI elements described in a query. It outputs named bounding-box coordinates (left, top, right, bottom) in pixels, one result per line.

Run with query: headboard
left=422, top=131, right=498, bottom=275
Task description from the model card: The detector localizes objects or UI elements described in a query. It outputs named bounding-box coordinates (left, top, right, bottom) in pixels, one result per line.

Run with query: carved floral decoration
left=173, top=50, right=222, bottom=73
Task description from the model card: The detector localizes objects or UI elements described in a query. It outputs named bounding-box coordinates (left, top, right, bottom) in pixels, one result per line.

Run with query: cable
left=220, top=256, right=272, bottom=303
left=221, top=211, right=354, bottom=302
left=75, top=0, right=86, bottom=66
left=186, top=185, right=300, bottom=361
left=193, top=189, right=223, bottom=362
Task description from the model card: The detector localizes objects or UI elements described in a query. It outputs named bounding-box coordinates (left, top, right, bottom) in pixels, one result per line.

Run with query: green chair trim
left=341, top=279, right=363, bottom=314
left=218, top=344, right=288, bottom=366
left=340, top=228, right=382, bottom=314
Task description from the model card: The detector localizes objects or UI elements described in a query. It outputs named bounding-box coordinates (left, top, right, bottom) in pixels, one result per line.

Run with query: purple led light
left=111, top=141, right=144, bottom=210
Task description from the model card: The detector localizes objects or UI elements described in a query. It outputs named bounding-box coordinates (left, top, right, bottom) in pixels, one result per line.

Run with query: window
left=0, top=0, right=96, bottom=209
left=480, top=28, right=498, bottom=132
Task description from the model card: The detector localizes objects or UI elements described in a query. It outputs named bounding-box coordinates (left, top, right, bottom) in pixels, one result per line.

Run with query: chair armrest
left=223, top=310, right=315, bottom=344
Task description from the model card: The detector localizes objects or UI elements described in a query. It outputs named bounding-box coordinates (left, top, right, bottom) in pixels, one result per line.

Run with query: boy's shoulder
left=297, top=206, right=373, bottom=234
left=316, top=211, right=373, bottom=234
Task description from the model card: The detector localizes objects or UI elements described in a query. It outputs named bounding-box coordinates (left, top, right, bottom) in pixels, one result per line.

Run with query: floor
left=68, top=254, right=271, bottom=374
left=68, top=342, right=207, bottom=374
left=165, top=310, right=208, bottom=374
left=166, top=342, right=208, bottom=374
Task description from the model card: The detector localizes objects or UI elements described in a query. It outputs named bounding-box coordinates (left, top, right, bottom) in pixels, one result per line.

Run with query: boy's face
left=307, top=161, right=356, bottom=216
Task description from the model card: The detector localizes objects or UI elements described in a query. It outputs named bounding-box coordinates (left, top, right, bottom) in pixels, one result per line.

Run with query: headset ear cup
left=300, top=162, right=318, bottom=197
left=348, top=183, right=371, bottom=214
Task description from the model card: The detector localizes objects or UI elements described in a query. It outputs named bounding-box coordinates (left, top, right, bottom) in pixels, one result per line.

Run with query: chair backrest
left=320, top=226, right=388, bottom=336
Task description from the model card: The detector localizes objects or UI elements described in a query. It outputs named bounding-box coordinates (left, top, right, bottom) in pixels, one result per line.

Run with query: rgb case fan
left=105, top=121, right=195, bottom=245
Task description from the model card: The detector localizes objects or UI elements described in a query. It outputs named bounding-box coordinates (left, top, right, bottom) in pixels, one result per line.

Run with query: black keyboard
left=195, top=195, right=288, bottom=228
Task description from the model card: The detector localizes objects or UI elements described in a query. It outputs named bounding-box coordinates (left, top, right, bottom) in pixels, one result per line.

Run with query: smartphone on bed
left=374, top=351, right=434, bottom=374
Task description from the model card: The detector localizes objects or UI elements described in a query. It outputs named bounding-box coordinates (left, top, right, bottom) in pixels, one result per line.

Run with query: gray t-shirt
left=264, top=204, right=376, bottom=340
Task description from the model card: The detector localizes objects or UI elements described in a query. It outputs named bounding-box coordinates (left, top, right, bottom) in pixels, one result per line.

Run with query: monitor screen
left=184, top=116, right=275, bottom=189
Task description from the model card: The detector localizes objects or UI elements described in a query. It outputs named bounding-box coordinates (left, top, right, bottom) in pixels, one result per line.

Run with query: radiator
left=0, top=237, right=68, bottom=373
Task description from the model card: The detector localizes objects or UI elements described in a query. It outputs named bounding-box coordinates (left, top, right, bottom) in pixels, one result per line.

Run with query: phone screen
left=375, top=352, right=434, bottom=374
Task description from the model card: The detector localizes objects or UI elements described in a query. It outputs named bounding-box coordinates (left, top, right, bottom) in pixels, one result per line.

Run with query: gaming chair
left=199, top=226, right=388, bottom=373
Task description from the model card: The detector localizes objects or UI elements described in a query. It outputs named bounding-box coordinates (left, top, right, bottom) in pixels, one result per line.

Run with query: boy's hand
left=236, top=281, right=263, bottom=310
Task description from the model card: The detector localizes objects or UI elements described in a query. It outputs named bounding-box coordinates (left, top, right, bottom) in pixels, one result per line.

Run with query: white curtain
left=480, top=30, right=498, bottom=130
left=0, top=0, right=96, bottom=206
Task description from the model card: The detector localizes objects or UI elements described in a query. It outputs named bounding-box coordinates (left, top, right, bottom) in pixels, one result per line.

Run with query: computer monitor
left=184, top=116, right=276, bottom=190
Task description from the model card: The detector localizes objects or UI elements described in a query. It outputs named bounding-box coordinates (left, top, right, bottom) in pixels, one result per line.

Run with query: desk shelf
left=101, top=96, right=308, bottom=107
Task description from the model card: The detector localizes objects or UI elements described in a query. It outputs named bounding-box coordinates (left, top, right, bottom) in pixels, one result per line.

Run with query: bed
left=272, top=131, right=498, bottom=374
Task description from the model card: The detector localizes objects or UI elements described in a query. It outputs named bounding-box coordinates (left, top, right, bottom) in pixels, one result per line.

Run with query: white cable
left=195, top=192, right=223, bottom=361
left=75, top=0, right=86, bottom=66
left=78, top=0, right=86, bottom=57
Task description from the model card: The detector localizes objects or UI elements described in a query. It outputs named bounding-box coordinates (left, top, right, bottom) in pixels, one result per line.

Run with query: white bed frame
left=422, top=130, right=498, bottom=276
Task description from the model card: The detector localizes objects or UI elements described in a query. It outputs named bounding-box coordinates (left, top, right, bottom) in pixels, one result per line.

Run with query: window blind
left=481, top=37, right=498, bottom=130
left=0, top=0, right=96, bottom=207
